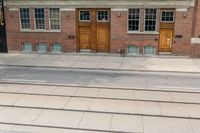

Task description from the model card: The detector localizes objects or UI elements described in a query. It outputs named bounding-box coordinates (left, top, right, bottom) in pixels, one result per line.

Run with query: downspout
left=192, top=0, right=198, bottom=37
left=2, top=0, right=8, bottom=52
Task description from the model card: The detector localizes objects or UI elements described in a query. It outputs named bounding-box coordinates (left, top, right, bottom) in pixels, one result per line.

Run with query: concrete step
left=0, top=106, right=199, bottom=133
left=0, top=83, right=200, bottom=104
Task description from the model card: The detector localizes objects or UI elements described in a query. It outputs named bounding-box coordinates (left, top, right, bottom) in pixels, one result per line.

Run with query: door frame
left=158, top=28, right=174, bottom=52
left=76, top=8, right=110, bottom=53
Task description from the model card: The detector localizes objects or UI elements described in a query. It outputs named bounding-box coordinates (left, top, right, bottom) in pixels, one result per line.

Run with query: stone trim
left=176, top=8, right=188, bottom=12
left=191, top=38, right=200, bottom=44
left=111, top=8, right=128, bottom=11
left=60, top=8, right=75, bottom=11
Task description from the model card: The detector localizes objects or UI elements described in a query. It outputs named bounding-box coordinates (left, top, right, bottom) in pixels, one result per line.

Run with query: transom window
left=161, top=11, right=174, bottom=22
left=20, top=8, right=30, bottom=29
left=97, top=10, right=109, bottom=22
left=145, top=9, right=157, bottom=32
left=128, top=9, right=140, bottom=32
left=35, top=8, right=45, bottom=30
left=49, top=8, right=60, bottom=30
left=79, top=10, right=91, bottom=21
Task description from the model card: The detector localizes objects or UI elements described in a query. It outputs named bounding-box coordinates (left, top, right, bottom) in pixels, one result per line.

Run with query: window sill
left=20, top=30, right=61, bottom=33
left=127, top=31, right=159, bottom=35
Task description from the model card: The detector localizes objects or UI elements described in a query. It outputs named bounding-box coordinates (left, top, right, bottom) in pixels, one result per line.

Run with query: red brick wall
left=194, top=0, right=200, bottom=37
left=173, top=7, right=194, bottom=56
left=4, top=7, right=76, bottom=53
left=110, top=10, right=159, bottom=54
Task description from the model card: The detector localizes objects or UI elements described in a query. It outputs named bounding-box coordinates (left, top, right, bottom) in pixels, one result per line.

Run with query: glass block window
left=128, top=9, right=140, bottom=31
left=50, top=8, right=60, bottom=30
left=145, top=9, right=157, bottom=31
left=127, top=45, right=139, bottom=55
left=51, top=43, right=61, bottom=53
left=22, top=43, right=32, bottom=53
left=144, top=46, right=155, bottom=55
left=35, top=8, right=45, bottom=29
left=20, top=8, right=31, bottom=29
left=79, top=10, right=91, bottom=21
left=161, top=11, right=174, bottom=22
left=36, top=43, right=47, bottom=53
left=97, top=10, right=109, bottom=22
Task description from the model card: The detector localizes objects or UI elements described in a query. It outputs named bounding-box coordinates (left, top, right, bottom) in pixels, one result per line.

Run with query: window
left=20, top=8, right=30, bottom=29
left=22, top=43, right=32, bottom=53
left=161, top=11, right=174, bottom=22
left=127, top=45, right=139, bottom=55
left=35, top=8, right=45, bottom=30
left=36, top=43, right=47, bottom=53
left=145, top=9, right=157, bottom=31
left=51, top=43, right=61, bottom=53
left=128, top=9, right=140, bottom=31
left=79, top=10, right=91, bottom=21
left=97, top=10, right=109, bottom=22
left=144, top=46, right=155, bottom=55
left=49, top=8, right=60, bottom=30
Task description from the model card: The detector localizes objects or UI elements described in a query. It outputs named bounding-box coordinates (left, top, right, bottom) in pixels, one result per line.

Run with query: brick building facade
left=3, top=0, right=200, bottom=57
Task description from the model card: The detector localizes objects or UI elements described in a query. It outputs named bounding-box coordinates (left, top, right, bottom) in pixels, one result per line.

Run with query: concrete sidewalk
left=0, top=53, right=200, bottom=73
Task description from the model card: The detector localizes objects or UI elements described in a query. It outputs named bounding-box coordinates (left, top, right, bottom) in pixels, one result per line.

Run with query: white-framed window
left=35, top=8, right=45, bottom=30
left=51, top=43, right=61, bottom=53
left=36, top=43, right=47, bottom=53
left=128, top=9, right=140, bottom=32
left=97, top=10, right=109, bottom=22
left=49, top=8, right=60, bottom=30
left=22, top=42, right=32, bottom=53
left=20, top=8, right=31, bottom=29
left=161, top=11, right=174, bottom=22
left=79, top=10, right=91, bottom=21
left=145, top=9, right=157, bottom=32
left=127, top=45, right=140, bottom=55
left=144, top=45, right=156, bottom=55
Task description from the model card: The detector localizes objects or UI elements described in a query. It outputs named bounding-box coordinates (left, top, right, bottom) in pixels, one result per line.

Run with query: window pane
left=128, top=9, right=140, bottom=31
left=161, top=11, right=174, bottom=22
left=50, top=8, right=60, bottom=30
left=35, top=8, right=45, bottom=30
left=80, top=11, right=90, bottom=21
left=97, top=11, right=109, bottom=21
left=20, top=8, right=30, bottom=29
left=145, top=9, right=157, bottom=32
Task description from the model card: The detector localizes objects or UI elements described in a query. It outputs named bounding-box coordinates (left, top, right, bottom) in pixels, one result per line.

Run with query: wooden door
left=97, top=26, right=109, bottom=52
left=77, top=9, right=110, bottom=53
left=159, top=29, right=173, bottom=52
left=79, top=27, right=91, bottom=49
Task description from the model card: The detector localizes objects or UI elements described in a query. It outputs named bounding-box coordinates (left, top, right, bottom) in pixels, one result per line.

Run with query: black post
left=0, top=0, right=8, bottom=53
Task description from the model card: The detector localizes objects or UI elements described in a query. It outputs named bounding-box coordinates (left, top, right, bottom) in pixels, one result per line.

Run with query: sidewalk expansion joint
left=0, top=105, right=199, bottom=120
left=0, top=81, right=200, bottom=94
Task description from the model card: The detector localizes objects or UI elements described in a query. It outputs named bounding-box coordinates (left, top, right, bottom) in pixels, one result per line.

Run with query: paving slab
left=134, top=90, right=172, bottom=102
left=40, top=96, right=71, bottom=109
left=143, top=116, right=193, bottom=133
left=79, top=112, right=112, bottom=131
left=0, top=93, right=23, bottom=106
left=170, top=92, right=200, bottom=103
left=98, top=89, right=134, bottom=99
left=19, top=85, right=56, bottom=95
left=159, top=103, right=188, bottom=117
left=74, top=88, right=100, bottom=97
left=64, top=97, right=93, bottom=110
left=14, top=95, right=46, bottom=108
left=53, top=86, right=78, bottom=96
left=185, top=104, right=200, bottom=118
left=0, top=84, right=25, bottom=93
left=137, top=101, right=161, bottom=115
left=110, top=114, right=143, bottom=132
left=0, top=124, right=14, bottom=131
left=33, top=110, right=84, bottom=128
left=188, top=119, right=200, bottom=133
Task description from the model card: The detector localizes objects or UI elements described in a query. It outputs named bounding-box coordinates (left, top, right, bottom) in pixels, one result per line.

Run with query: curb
left=1, top=64, right=200, bottom=75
